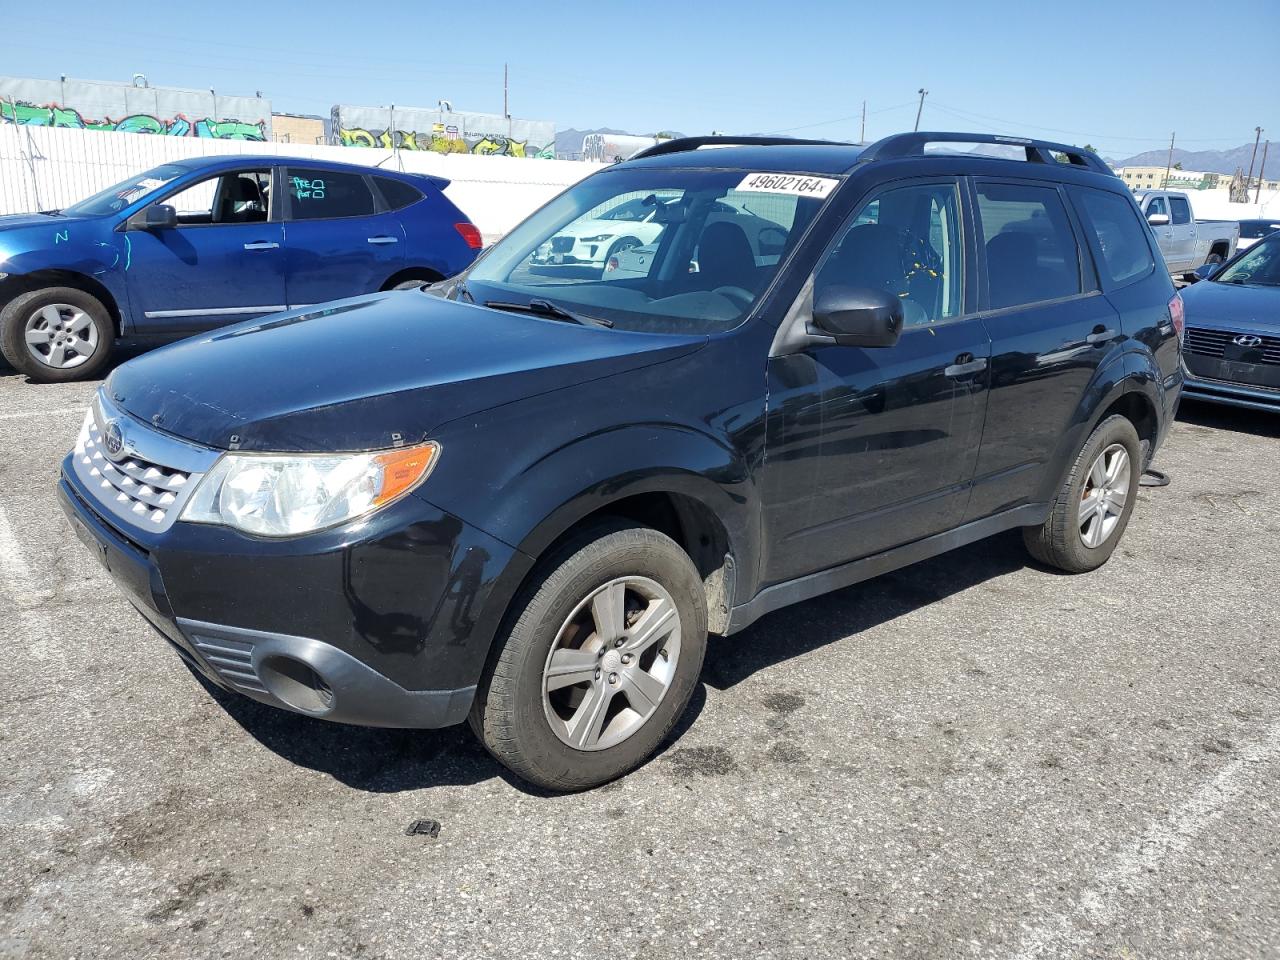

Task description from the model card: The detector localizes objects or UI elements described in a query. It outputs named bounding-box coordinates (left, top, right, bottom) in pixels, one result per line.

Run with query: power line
left=764, top=100, right=916, bottom=135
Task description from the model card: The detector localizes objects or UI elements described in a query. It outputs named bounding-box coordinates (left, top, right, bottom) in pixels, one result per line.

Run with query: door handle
left=243, top=241, right=280, bottom=250
left=1086, top=328, right=1118, bottom=345
left=367, top=236, right=399, bottom=245
left=944, top=355, right=988, bottom=377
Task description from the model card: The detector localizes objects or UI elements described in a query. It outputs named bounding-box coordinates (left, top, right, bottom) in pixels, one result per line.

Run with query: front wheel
left=470, top=520, right=707, bottom=791
left=1023, top=414, right=1141, bottom=573
left=1, top=287, right=115, bottom=382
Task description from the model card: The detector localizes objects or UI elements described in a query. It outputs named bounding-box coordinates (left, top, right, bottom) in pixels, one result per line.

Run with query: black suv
left=60, top=133, right=1183, bottom=790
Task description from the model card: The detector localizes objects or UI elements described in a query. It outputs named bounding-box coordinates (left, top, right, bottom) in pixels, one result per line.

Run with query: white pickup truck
left=1133, top=189, right=1239, bottom=277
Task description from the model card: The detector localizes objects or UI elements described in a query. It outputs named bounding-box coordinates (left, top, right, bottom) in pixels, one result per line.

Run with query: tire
left=1, top=286, right=115, bottom=383
left=470, top=519, right=708, bottom=791
left=1022, top=414, right=1141, bottom=573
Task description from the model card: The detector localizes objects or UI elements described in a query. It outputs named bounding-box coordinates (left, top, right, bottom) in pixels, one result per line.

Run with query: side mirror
left=131, top=203, right=177, bottom=230
left=1191, top=261, right=1221, bottom=283
left=812, top=285, right=904, bottom=348
left=1147, top=213, right=1170, bottom=227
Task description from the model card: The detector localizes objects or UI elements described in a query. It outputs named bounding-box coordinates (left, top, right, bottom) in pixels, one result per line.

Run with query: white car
left=532, top=194, right=674, bottom=268
left=606, top=199, right=791, bottom=280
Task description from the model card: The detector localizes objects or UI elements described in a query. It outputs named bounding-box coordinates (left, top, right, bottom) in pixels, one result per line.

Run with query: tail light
left=454, top=222, right=483, bottom=250
left=1168, top=292, right=1185, bottom=338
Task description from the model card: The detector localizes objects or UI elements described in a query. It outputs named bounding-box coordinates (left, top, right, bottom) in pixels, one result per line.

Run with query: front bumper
left=1182, top=367, right=1280, bottom=413
left=59, top=461, right=532, bottom=728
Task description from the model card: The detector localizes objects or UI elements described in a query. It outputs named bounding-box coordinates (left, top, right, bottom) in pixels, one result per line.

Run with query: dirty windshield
left=62, top=163, right=188, bottom=216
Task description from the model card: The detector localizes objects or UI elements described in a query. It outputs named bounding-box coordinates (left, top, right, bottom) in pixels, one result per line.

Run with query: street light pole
left=914, top=89, right=928, bottom=132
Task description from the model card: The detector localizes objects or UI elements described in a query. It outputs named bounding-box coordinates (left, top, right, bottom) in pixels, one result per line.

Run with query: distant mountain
left=1114, top=143, right=1262, bottom=176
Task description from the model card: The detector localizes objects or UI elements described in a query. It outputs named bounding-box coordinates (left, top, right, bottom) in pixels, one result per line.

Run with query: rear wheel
left=470, top=520, right=707, bottom=791
left=1, top=286, right=115, bottom=382
left=1023, top=414, right=1141, bottom=573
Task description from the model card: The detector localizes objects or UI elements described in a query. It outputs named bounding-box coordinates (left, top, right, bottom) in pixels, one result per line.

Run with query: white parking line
left=0, top=405, right=87, bottom=421
left=1010, top=722, right=1280, bottom=959
left=0, top=501, right=56, bottom=661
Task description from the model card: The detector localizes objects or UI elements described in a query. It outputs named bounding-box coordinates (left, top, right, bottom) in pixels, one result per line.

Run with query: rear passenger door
left=1166, top=194, right=1197, bottom=269
left=281, top=167, right=405, bottom=306
left=963, top=178, right=1123, bottom=522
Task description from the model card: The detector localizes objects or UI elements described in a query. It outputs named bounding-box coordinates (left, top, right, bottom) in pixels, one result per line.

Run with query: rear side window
left=976, top=182, right=1082, bottom=309
left=287, top=170, right=375, bottom=220
left=1072, top=188, right=1156, bottom=286
left=375, top=176, right=425, bottom=211
left=1169, top=195, right=1191, bottom=226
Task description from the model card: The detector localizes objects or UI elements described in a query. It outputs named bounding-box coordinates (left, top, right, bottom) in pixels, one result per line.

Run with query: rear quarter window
left=374, top=176, right=425, bottom=211
left=1071, top=188, right=1157, bottom=287
left=1169, top=195, right=1191, bottom=226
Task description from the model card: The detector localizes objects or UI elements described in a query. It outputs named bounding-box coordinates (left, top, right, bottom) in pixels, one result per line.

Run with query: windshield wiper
left=484, top=298, right=613, bottom=328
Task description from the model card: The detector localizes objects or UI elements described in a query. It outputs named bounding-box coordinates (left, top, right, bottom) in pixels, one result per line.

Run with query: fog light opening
left=259, top=656, right=335, bottom=714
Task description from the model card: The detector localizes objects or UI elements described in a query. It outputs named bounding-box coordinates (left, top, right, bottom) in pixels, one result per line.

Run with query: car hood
left=0, top=212, right=96, bottom=232
left=1180, top=280, right=1280, bottom=336
left=106, top=292, right=706, bottom=452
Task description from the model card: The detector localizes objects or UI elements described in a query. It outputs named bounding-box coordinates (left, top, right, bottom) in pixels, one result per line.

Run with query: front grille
left=551, top=235, right=575, bottom=253
left=71, top=393, right=221, bottom=534
left=76, top=420, right=189, bottom=526
left=1184, top=327, right=1280, bottom=364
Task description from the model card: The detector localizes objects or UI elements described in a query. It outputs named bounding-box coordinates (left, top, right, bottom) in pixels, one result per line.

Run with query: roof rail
left=858, top=131, right=1115, bottom=176
left=630, top=135, right=846, bottom=160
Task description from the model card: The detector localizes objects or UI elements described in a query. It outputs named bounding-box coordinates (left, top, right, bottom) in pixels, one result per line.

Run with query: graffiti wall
left=331, top=104, right=554, bottom=159
left=0, top=76, right=270, bottom=140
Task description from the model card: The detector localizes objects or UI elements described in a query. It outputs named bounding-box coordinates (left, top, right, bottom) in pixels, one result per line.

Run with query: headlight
left=579, top=234, right=613, bottom=243
left=180, top=442, right=440, bottom=537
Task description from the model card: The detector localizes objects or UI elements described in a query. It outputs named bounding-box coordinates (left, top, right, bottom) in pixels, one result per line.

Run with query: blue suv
left=0, top=155, right=481, bottom=381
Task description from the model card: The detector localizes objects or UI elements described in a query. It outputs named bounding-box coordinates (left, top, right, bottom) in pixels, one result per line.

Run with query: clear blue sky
left=2, top=0, right=1275, bottom=160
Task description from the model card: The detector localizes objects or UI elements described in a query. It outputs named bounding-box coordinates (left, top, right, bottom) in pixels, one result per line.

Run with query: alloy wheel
left=542, top=576, right=682, bottom=752
left=24, top=304, right=98, bottom=369
left=1079, top=442, right=1130, bottom=549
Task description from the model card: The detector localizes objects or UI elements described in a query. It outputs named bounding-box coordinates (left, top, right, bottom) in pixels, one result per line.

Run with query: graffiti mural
left=0, top=76, right=271, bottom=141
left=331, top=104, right=555, bottom=159
left=0, top=100, right=266, bottom=139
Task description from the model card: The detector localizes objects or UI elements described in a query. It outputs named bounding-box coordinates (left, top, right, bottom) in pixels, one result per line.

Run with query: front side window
left=976, top=182, right=1082, bottom=309
left=62, top=164, right=188, bottom=216
left=163, top=170, right=271, bottom=226
left=1215, top=233, right=1280, bottom=287
left=1146, top=195, right=1169, bottom=218
left=1169, top=195, right=1191, bottom=225
left=287, top=170, right=376, bottom=220
left=464, top=168, right=834, bottom=334
left=814, top=181, right=963, bottom=326
left=1072, top=188, right=1155, bottom=286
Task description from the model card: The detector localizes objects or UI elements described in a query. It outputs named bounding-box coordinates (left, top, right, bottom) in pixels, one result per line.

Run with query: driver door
left=125, top=168, right=287, bottom=334
left=760, top=178, right=991, bottom=585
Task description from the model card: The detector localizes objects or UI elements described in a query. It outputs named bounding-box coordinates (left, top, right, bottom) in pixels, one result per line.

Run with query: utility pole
left=1257, top=140, right=1270, bottom=204
left=914, top=89, right=928, bottom=132
left=1163, top=132, right=1175, bottom=188
left=860, top=100, right=866, bottom=144
left=1246, top=126, right=1263, bottom=190
left=504, top=62, right=511, bottom=137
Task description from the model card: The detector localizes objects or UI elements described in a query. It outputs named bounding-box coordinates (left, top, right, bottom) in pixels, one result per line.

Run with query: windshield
left=62, top=163, right=189, bottom=217
left=1215, top=233, right=1280, bottom=287
left=463, top=167, right=835, bottom=334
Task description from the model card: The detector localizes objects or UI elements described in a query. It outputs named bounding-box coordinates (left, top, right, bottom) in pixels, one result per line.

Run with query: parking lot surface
left=1, top=359, right=1278, bottom=960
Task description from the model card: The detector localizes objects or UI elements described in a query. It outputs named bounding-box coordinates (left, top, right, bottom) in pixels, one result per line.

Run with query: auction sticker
left=736, top=173, right=839, bottom=199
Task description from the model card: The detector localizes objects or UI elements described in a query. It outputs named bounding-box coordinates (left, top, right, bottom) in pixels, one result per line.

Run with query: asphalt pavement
left=1, top=358, right=1278, bottom=960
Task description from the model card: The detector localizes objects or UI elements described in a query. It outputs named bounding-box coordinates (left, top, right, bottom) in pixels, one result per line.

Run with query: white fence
left=0, top=124, right=602, bottom=242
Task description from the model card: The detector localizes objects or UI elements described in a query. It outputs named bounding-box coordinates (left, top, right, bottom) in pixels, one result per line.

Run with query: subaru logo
left=103, top=420, right=124, bottom=459
left=1233, top=334, right=1263, bottom=348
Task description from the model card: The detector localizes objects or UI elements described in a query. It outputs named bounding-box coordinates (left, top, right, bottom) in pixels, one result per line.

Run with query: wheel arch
left=380, top=265, right=445, bottom=291
left=0, top=269, right=123, bottom=336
